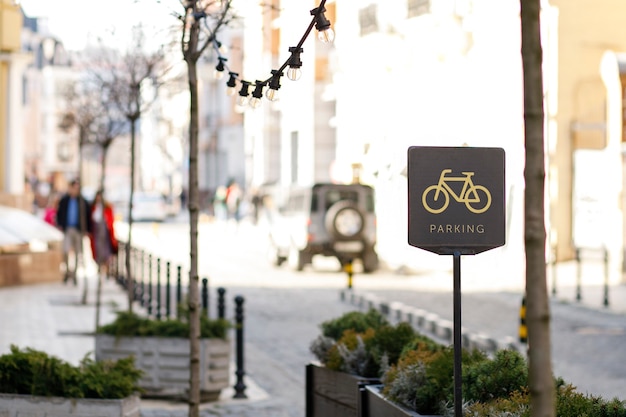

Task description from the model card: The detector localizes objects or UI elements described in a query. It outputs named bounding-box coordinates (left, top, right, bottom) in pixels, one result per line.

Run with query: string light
left=249, top=80, right=266, bottom=109
left=266, top=70, right=283, bottom=101
left=226, top=71, right=238, bottom=96
left=311, top=7, right=335, bottom=44
left=237, top=80, right=251, bottom=106
left=203, top=0, right=333, bottom=109
left=286, top=47, right=303, bottom=81
left=214, top=57, right=227, bottom=80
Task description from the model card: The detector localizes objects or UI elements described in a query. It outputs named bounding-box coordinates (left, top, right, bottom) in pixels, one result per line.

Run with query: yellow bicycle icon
left=422, top=169, right=492, bottom=214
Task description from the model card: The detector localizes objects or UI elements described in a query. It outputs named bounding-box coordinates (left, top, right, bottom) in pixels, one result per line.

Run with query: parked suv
left=267, top=183, right=379, bottom=273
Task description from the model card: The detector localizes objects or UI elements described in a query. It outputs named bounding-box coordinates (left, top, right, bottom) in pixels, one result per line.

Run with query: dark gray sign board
left=408, top=146, right=505, bottom=255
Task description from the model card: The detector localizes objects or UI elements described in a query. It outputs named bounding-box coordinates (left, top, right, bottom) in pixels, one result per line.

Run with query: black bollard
left=176, top=265, right=182, bottom=319
left=147, top=254, right=153, bottom=316
left=166, top=261, right=171, bottom=318
left=133, top=248, right=141, bottom=301
left=116, top=242, right=123, bottom=286
left=217, top=287, right=226, bottom=319
left=140, top=250, right=146, bottom=307
left=233, top=295, right=247, bottom=399
left=575, top=248, right=582, bottom=302
left=156, top=258, right=162, bottom=320
left=202, top=278, right=209, bottom=316
left=603, top=248, right=610, bottom=307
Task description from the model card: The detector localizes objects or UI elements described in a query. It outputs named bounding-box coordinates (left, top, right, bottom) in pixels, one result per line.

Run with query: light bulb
left=317, top=28, right=335, bottom=44
left=226, top=86, right=237, bottom=96
left=266, top=88, right=279, bottom=101
left=249, top=97, right=262, bottom=109
left=287, top=67, right=302, bottom=81
left=237, top=95, right=249, bottom=107
left=214, top=69, right=225, bottom=80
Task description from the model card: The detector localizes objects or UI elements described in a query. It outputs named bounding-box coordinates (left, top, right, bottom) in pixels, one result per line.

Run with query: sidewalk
left=0, top=265, right=279, bottom=417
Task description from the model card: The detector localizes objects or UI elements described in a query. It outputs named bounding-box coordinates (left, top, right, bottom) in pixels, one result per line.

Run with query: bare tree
left=60, top=75, right=126, bottom=326
left=100, top=27, right=172, bottom=313
left=173, top=2, right=236, bottom=415
left=520, top=1, right=555, bottom=416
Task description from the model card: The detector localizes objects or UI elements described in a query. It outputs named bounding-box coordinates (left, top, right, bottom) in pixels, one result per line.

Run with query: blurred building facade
left=0, top=0, right=30, bottom=210
left=238, top=0, right=626, bottom=283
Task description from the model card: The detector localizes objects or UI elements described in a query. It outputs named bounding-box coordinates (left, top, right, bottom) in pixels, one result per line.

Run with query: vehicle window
left=324, top=190, right=359, bottom=211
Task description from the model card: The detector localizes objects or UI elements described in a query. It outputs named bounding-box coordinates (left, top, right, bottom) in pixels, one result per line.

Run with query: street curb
left=340, top=290, right=522, bottom=355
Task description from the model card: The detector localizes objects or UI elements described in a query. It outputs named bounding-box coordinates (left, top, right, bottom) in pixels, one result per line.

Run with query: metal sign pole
left=453, top=250, right=462, bottom=417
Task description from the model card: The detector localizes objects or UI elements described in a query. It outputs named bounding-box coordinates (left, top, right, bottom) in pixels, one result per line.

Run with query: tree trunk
left=186, top=56, right=201, bottom=417
left=520, top=1, right=555, bottom=416
left=99, top=144, right=109, bottom=192
left=78, top=129, right=88, bottom=305
left=126, top=118, right=137, bottom=314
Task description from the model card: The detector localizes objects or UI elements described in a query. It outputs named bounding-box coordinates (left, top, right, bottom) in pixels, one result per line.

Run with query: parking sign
left=408, top=146, right=505, bottom=254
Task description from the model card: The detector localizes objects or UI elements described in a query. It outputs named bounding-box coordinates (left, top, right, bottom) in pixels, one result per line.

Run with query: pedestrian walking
left=56, top=180, right=92, bottom=284
left=43, top=193, right=59, bottom=227
left=226, top=180, right=242, bottom=224
left=88, top=190, right=118, bottom=276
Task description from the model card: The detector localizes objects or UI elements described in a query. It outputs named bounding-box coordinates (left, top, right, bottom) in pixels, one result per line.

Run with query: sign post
left=407, top=146, right=505, bottom=417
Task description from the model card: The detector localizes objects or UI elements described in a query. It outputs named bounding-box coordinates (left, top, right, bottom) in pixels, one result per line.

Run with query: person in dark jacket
left=56, top=179, right=92, bottom=284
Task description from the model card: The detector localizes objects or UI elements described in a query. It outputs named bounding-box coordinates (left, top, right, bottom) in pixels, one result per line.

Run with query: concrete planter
left=360, top=385, right=441, bottom=417
left=0, top=393, right=140, bottom=417
left=95, top=334, right=230, bottom=401
left=305, top=363, right=381, bottom=417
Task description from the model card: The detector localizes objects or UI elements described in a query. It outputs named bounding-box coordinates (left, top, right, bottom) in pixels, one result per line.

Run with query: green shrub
left=0, top=345, right=142, bottom=399
left=97, top=311, right=229, bottom=339
left=310, top=310, right=438, bottom=378
left=319, top=309, right=388, bottom=340
left=463, top=349, right=528, bottom=404
left=413, top=347, right=487, bottom=414
left=463, top=380, right=626, bottom=417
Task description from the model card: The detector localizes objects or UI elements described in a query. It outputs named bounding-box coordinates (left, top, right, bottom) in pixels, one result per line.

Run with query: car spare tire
left=325, top=201, right=365, bottom=240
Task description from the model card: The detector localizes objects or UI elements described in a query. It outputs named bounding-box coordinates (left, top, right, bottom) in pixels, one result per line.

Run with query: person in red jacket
left=89, top=190, right=118, bottom=277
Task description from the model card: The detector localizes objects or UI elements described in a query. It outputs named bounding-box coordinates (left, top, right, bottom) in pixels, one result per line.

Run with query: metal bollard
left=233, top=295, right=247, bottom=398
left=603, top=248, right=610, bottom=307
left=156, top=258, right=162, bottom=320
left=519, top=295, right=527, bottom=344
left=202, top=278, right=209, bottom=315
left=166, top=261, right=171, bottom=318
left=140, top=250, right=146, bottom=307
left=117, top=242, right=123, bottom=285
left=147, top=254, right=153, bottom=316
left=132, top=248, right=140, bottom=301
left=217, top=287, right=226, bottom=319
left=176, top=265, right=182, bottom=318
left=575, top=248, right=582, bottom=301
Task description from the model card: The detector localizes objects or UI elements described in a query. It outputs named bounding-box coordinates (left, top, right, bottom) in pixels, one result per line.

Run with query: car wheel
left=288, top=245, right=308, bottom=271
left=362, top=249, right=379, bottom=273
left=267, top=241, right=286, bottom=267
left=325, top=201, right=365, bottom=240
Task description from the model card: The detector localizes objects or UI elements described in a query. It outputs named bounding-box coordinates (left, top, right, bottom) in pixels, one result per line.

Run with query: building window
left=359, top=4, right=378, bottom=36
left=408, top=0, right=431, bottom=18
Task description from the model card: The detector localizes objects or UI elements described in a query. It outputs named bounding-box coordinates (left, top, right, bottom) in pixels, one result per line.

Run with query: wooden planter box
left=0, top=393, right=140, bottom=417
left=360, top=385, right=441, bottom=417
left=305, top=363, right=381, bottom=417
left=95, top=334, right=230, bottom=401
